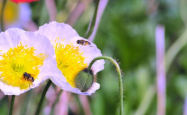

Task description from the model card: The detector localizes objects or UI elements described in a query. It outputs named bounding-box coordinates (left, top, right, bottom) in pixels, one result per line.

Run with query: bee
left=77, top=40, right=91, bottom=46
left=23, top=72, right=34, bottom=82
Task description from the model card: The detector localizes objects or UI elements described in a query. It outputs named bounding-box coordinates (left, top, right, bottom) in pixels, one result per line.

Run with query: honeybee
left=23, top=72, right=34, bottom=82
left=77, top=40, right=91, bottom=46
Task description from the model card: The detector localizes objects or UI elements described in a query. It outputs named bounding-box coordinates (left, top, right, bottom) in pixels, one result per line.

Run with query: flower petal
left=0, top=28, right=57, bottom=95
left=0, top=28, right=24, bottom=53
left=50, top=76, right=100, bottom=95
left=0, top=82, right=30, bottom=95
left=70, top=37, right=105, bottom=74
left=36, top=21, right=79, bottom=45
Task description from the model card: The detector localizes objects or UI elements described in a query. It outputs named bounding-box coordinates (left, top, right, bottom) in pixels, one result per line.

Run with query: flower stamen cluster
left=55, top=42, right=87, bottom=87
left=0, top=43, right=44, bottom=89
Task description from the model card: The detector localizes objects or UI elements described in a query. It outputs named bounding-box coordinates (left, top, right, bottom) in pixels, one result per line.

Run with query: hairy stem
left=88, top=56, right=123, bottom=115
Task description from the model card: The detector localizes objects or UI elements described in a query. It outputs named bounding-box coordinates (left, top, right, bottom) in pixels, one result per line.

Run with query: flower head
left=0, top=28, right=57, bottom=95
left=10, top=0, right=38, bottom=3
left=36, top=21, right=105, bottom=95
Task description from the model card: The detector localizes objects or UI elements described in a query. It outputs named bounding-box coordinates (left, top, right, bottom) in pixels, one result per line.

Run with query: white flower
left=0, top=28, right=57, bottom=95
left=36, top=21, right=105, bottom=95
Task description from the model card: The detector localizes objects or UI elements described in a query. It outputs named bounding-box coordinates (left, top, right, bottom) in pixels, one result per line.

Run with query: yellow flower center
left=0, top=43, right=44, bottom=89
left=0, top=1, right=19, bottom=24
left=55, top=42, right=87, bottom=87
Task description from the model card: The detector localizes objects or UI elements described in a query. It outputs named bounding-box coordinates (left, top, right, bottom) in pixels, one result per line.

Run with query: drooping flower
left=10, top=0, right=38, bottom=3
left=36, top=21, right=105, bottom=95
left=0, top=28, right=57, bottom=95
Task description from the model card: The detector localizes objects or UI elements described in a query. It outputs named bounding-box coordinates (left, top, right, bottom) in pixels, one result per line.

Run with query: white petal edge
left=36, top=21, right=79, bottom=46
left=0, top=28, right=24, bottom=54
left=50, top=76, right=100, bottom=96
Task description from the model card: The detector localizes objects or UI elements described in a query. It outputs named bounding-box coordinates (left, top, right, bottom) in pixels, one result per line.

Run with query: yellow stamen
left=0, top=43, right=44, bottom=89
left=55, top=42, right=87, bottom=87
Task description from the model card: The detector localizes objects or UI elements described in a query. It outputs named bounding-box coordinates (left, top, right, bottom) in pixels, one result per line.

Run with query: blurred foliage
left=82, top=0, right=185, bottom=115
left=1, top=0, right=187, bottom=115
left=0, top=96, right=8, bottom=115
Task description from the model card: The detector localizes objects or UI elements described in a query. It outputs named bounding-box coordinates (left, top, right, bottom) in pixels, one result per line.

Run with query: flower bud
left=74, top=68, right=94, bottom=92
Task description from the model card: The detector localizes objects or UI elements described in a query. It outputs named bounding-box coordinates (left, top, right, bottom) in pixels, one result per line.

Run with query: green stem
left=50, top=90, right=63, bottom=115
left=88, top=56, right=123, bottom=115
left=85, top=0, right=100, bottom=38
left=165, top=29, right=187, bottom=72
left=35, top=80, right=52, bottom=115
left=0, top=0, right=7, bottom=32
left=9, top=95, right=15, bottom=115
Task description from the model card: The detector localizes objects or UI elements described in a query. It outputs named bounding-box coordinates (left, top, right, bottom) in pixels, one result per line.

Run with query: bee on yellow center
left=23, top=72, right=34, bottom=82
left=0, top=43, right=44, bottom=89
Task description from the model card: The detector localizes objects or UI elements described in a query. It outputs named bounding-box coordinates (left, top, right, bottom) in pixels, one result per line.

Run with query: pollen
left=0, top=43, right=44, bottom=89
left=55, top=42, right=87, bottom=87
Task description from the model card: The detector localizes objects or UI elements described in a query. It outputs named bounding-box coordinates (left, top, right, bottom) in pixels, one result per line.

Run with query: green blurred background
left=1, top=0, right=187, bottom=115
